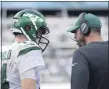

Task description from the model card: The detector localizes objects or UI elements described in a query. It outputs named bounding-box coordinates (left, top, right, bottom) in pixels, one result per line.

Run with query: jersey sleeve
left=20, top=67, right=37, bottom=80
left=71, top=50, right=89, bottom=89
left=15, top=41, right=45, bottom=74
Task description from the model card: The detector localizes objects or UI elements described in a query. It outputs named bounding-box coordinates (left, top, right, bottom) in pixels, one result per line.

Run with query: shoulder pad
left=17, top=41, right=41, bottom=57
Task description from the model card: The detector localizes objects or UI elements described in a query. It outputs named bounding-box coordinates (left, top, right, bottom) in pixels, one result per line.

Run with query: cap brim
left=67, top=26, right=79, bottom=33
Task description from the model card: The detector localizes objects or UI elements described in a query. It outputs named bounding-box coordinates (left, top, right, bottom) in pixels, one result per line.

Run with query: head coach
left=67, top=12, right=108, bottom=89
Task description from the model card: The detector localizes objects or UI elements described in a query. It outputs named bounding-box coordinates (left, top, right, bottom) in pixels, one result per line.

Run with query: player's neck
left=15, top=35, right=28, bottom=43
left=85, top=35, right=104, bottom=44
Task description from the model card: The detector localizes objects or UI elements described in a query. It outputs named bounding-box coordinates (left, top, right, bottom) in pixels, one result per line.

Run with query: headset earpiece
left=79, top=12, right=91, bottom=36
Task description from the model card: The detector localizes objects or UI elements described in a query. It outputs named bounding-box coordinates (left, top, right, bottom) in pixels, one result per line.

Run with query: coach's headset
left=79, top=12, right=101, bottom=36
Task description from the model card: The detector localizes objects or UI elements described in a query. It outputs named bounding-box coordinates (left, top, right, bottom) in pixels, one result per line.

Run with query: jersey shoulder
left=17, top=41, right=41, bottom=57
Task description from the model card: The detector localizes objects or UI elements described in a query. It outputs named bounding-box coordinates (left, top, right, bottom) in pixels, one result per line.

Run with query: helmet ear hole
left=24, top=25, right=31, bottom=30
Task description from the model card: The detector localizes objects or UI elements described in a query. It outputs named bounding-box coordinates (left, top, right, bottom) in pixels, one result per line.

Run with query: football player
left=1, top=9, right=50, bottom=89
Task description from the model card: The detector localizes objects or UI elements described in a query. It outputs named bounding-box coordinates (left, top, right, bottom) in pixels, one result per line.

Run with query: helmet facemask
left=35, top=26, right=50, bottom=52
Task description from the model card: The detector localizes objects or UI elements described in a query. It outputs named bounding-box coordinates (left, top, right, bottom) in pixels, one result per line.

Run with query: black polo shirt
left=71, top=41, right=108, bottom=89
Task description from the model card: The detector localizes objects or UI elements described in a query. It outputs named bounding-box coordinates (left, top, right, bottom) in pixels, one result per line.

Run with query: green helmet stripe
left=18, top=46, right=41, bottom=57
left=30, top=18, right=38, bottom=31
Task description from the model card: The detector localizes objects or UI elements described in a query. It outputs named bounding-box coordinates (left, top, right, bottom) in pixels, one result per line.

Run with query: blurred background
left=1, top=1, right=108, bottom=89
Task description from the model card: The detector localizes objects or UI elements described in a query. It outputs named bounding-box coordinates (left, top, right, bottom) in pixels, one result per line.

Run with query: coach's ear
left=21, top=78, right=36, bottom=89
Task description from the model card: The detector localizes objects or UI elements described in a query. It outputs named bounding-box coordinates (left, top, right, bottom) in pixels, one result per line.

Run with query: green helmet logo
left=11, top=9, right=50, bottom=52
